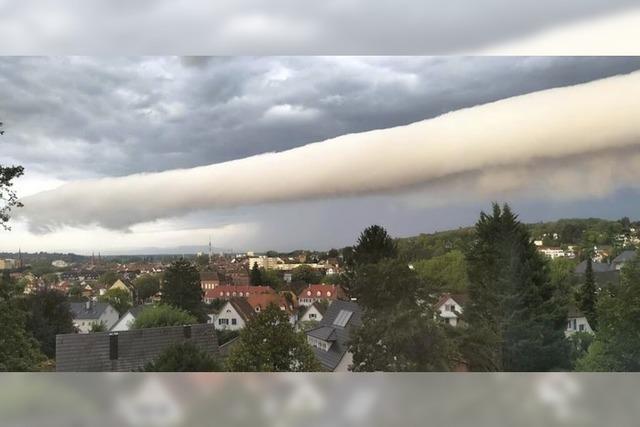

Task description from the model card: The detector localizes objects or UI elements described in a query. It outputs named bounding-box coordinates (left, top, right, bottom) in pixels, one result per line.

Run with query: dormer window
left=307, top=290, right=311, bottom=296
left=316, top=291, right=321, bottom=297
left=327, top=291, right=332, bottom=297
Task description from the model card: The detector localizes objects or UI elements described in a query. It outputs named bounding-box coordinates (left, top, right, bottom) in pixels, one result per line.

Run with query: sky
left=1, top=1, right=639, bottom=54
left=2, top=56, right=640, bottom=254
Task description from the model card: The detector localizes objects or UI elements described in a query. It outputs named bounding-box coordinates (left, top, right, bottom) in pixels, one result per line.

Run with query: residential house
left=298, top=301, right=327, bottom=324
left=110, top=305, right=149, bottom=332
left=565, top=306, right=593, bottom=336
left=70, top=301, right=119, bottom=333
left=297, top=284, right=344, bottom=307
left=611, top=250, right=636, bottom=270
left=56, top=323, right=218, bottom=371
left=435, top=293, right=466, bottom=327
left=200, top=271, right=220, bottom=290
left=215, top=299, right=256, bottom=331
left=207, top=285, right=276, bottom=302
left=305, top=300, right=362, bottom=372
left=109, top=278, right=133, bottom=294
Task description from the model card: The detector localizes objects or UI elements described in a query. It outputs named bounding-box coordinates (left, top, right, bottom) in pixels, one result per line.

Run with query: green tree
left=576, top=256, right=640, bottom=371
left=349, top=259, right=456, bottom=371
left=98, top=287, right=132, bottom=316
left=132, top=304, right=197, bottom=329
left=250, top=261, right=262, bottom=285
left=143, top=342, right=221, bottom=372
left=578, top=257, right=598, bottom=331
left=412, top=250, right=469, bottom=293
left=0, top=273, right=45, bottom=371
left=162, top=259, right=205, bottom=321
left=89, top=321, right=107, bottom=333
left=226, top=305, right=320, bottom=372
left=463, top=203, right=570, bottom=371
left=0, top=121, right=24, bottom=230
left=352, top=225, right=397, bottom=266
left=133, top=273, right=160, bottom=303
left=291, top=265, right=321, bottom=285
left=19, top=289, right=75, bottom=358
left=260, top=268, right=283, bottom=290
left=195, top=253, right=209, bottom=267
left=97, top=271, right=119, bottom=287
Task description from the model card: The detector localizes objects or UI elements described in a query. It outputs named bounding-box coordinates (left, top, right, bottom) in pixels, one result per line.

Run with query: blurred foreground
left=0, top=373, right=637, bottom=427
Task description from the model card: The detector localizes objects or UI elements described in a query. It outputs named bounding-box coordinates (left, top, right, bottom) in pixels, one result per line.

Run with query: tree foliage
left=162, top=259, right=205, bottom=321
left=133, top=273, right=160, bottom=302
left=98, top=287, right=132, bottom=316
left=250, top=261, right=261, bottom=285
left=576, top=255, right=640, bottom=371
left=352, top=225, right=397, bottom=265
left=0, top=273, right=45, bottom=371
left=132, top=304, right=197, bottom=329
left=412, top=250, right=469, bottom=293
left=577, top=257, right=598, bottom=331
left=144, top=342, right=221, bottom=372
left=19, top=289, right=75, bottom=358
left=462, top=203, right=570, bottom=371
left=0, top=121, right=24, bottom=230
left=226, top=305, right=320, bottom=372
left=291, top=264, right=321, bottom=285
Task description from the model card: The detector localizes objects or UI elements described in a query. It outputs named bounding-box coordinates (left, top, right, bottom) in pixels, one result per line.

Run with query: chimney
left=85, top=300, right=91, bottom=311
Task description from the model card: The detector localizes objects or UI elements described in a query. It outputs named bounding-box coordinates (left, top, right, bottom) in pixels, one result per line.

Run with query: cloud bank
left=18, top=70, right=640, bottom=232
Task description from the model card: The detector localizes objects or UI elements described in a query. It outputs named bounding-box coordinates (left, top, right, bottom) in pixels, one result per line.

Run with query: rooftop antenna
left=209, top=235, right=213, bottom=263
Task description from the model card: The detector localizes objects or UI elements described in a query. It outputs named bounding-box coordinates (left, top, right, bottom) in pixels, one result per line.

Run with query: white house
left=110, top=305, right=148, bottom=332
left=566, top=307, right=593, bottom=336
left=435, top=294, right=466, bottom=327
left=215, top=299, right=256, bottom=331
left=298, top=302, right=327, bottom=324
left=70, top=301, right=119, bottom=333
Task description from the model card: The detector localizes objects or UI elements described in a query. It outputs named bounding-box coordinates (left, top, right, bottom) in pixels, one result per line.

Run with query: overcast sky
left=2, top=56, right=640, bottom=254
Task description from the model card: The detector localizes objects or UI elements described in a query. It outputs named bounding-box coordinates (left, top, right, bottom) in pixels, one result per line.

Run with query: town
left=2, top=209, right=639, bottom=372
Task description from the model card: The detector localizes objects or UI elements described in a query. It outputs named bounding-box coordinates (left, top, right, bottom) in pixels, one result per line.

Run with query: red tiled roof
left=246, top=293, right=292, bottom=314
left=210, top=285, right=276, bottom=299
left=297, top=284, right=343, bottom=300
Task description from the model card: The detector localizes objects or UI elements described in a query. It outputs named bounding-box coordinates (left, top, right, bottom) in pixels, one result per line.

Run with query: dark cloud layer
left=0, top=1, right=638, bottom=54
left=2, top=57, right=640, bottom=180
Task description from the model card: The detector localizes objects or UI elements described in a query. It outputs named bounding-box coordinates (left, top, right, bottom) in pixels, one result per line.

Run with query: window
left=327, top=291, right=332, bottom=297
left=573, top=319, right=577, bottom=330
left=579, top=324, right=585, bottom=331
left=231, top=318, right=237, bottom=325
left=333, top=310, right=353, bottom=327
left=219, top=318, right=229, bottom=325
left=316, top=291, right=321, bottom=297
left=444, top=318, right=450, bottom=324
left=307, top=291, right=311, bottom=296
left=309, top=313, right=316, bottom=319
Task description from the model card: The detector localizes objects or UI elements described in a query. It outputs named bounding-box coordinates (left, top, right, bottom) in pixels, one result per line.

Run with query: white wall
left=215, top=302, right=246, bottom=331
left=565, top=316, right=593, bottom=336
left=110, top=312, right=136, bottom=332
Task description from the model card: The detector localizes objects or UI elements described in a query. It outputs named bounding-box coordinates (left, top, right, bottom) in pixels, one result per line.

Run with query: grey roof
left=56, top=323, right=218, bottom=372
left=305, top=300, right=362, bottom=371
left=125, top=304, right=148, bottom=318
left=613, top=250, right=637, bottom=264
left=307, top=326, right=337, bottom=341
left=70, top=302, right=112, bottom=320
left=574, top=260, right=612, bottom=274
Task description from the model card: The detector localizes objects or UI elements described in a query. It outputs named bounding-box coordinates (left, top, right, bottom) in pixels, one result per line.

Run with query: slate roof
left=612, top=250, right=636, bottom=264
left=228, top=298, right=258, bottom=322
left=56, top=323, right=218, bottom=372
left=70, top=302, right=112, bottom=320
left=307, top=326, right=337, bottom=341
left=574, top=260, right=612, bottom=274
left=200, top=271, right=220, bottom=282
left=305, top=299, right=362, bottom=371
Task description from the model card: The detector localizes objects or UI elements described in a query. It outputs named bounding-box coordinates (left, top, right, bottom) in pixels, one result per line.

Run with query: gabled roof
left=246, top=293, right=291, bottom=313
left=297, top=284, right=343, bottom=300
left=227, top=298, right=257, bottom=322
left=70, top=302, right=113, bottom=320
left=307, top=326, right=337, bottom=341
left=305, top=300, right=362, bottom=371
left=303, top=301, right=328, bottom=317
left=574, top=260, right=611, bottom=274
left=613, top=250, right=636, bottom=264
left=200, top=271, right=219, bottom=282
left=435, top=293, right=468, bottom=310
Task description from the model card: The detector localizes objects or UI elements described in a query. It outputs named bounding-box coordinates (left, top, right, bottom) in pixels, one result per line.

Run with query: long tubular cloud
left=18, top=70, right=640, bottom=232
